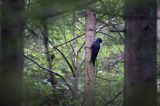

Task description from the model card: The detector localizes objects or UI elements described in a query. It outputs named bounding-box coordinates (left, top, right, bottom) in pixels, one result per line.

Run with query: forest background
left=0, top=0, right=160, bottom=106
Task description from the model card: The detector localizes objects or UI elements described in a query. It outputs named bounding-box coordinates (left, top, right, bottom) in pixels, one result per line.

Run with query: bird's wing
left=91, top=43, right=100, bottom=65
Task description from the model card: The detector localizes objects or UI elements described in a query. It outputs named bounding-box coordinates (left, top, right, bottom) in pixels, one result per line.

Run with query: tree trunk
left=83, top=9, right=96, bottom=106
left=157, top=8, right=160, bottom=49
left=71, top=14, right=79, bottom=100
left=41, top=21, right=57, bottom=86
left=124, top=0, right=157, bottom=106
left=0, top=0, right=24, bottom=106
left=41, top=21, right=59, bottom=105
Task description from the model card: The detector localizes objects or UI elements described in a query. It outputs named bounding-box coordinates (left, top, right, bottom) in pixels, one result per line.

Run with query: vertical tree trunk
left=83, top=9, right=96, bottom=106
left=41, top=21, right=59, bottom=105
left=41, top=21, right=57, bottom=86
left=124, top=0, right=157, bottom=106
left=71, top=14, right=79, bottom=100
left=0, top=0, right=24, bottom=106
left=157, top=8, right=160, bottom=49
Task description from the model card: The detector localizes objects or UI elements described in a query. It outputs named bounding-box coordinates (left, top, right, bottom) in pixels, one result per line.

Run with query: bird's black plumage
left=90, top=38, right=102, bottom=66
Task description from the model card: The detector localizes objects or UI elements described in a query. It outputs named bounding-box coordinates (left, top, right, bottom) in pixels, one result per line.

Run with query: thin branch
left=96, top=31, right=114, bottom=38
left=96, top=18, right=124, bottom=41
left=27, top=25, right=84, bottom=52
left=55, top=48, right=76, bottom=77
left=77, top=42, right=85, bottom=54
left=96, top=24, right=107, bottom=32
left=96, top=18, right=109, bottom=28
left=24, top=55, right=73, bottom=93
left=96, top=76, right=116, bottom=81
left=109, top=28, right=125, bottom=32
left=105, top=91, right=123, bottom=106
left=112, top=24, right=124, bottom=41
left=52, top=33, right=84, bottom=49
left=26, top=25, right=39, bottom=37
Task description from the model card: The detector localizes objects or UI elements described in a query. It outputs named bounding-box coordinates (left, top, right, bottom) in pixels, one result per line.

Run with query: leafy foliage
left=23, top=0, right=126, bottom=106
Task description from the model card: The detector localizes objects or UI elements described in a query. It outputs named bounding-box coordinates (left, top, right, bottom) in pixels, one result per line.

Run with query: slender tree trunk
left=71, top=14, right=79, bottom=100
left=41, top=21, right=57, bottom=86
left=0, top=0, right=24, bottom=106
left=124, top=0, right=157, bottom=106
left=83, top=9, right=96, bottom=106
left=41, top=21, right=59, bottom=105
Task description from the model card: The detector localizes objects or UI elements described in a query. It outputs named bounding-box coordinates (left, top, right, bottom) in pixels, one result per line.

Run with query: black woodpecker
left=90, top=38, right=102, bottom=66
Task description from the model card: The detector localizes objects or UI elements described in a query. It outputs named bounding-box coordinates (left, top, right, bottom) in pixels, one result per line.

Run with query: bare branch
left=52, top=33, right=84, bottom=49
left=96, top=31, right=114, bottom=38
left=24, top=55, right=73, bottom=93
left=105, top=91, right=123, bottom=106
left=55, top=48, right=76, bottom=77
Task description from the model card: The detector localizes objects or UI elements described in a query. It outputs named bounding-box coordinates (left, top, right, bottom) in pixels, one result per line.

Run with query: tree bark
left=0, top=0, right=24, bottom=106
left=71, top=14, right=79, bottom=100
left=157, top=8, right=160, bottom=49
left=124, top=0, right=157, bottom=106
left=83, top=9, right=96, bottom=106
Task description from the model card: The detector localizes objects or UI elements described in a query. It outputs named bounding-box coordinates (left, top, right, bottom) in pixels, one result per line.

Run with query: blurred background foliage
left=22, top=0, right=160, bottom=106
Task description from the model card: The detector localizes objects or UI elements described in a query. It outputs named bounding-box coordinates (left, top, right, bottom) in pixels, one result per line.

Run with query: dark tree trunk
left=41, top=21, right=57, bottom=86
left=124, top=0, right=157, bottom=106
left=0, top=0, right=24, bottom=106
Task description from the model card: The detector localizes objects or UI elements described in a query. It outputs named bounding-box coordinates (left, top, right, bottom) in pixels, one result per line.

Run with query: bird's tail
left=90, top=60, right=95, bottom=66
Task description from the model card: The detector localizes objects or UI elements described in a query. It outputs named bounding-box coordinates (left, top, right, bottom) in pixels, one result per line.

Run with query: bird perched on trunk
left=90, top=38, right=102, bottom=66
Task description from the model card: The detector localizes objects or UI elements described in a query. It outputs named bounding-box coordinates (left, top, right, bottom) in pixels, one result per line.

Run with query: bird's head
left=96, top=38, right=102, bottom=43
